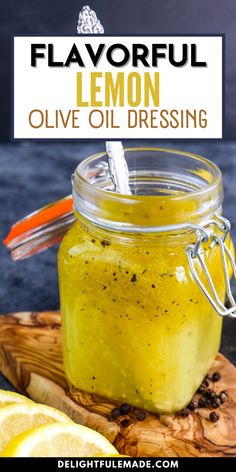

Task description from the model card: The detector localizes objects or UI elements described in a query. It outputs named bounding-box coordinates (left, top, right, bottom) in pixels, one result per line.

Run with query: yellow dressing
left=58, top=211, right=229, bottom=413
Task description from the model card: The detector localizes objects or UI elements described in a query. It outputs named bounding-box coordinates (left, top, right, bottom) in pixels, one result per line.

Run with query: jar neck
left=72, top=147, right=223, bottom=234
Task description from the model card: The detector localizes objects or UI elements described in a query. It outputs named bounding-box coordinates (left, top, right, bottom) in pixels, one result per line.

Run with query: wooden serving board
left=0, top=311, right=236, bottom=457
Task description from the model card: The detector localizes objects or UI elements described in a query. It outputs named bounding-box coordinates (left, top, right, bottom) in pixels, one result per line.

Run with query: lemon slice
left=2, top=423, right=118, bottom=457
left=0, top=390, right=33, bottom=408
left=0, top=403, right=72, bottom=454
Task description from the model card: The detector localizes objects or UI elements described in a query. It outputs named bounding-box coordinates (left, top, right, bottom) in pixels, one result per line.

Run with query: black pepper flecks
left=152, top=284, right=155, bottom=288
left=100, top=239, right=111, bottom=247
left=131, top=274, right=137, bottom=283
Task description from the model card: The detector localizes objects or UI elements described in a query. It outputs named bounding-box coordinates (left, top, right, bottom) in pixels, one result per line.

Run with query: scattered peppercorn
left=209, top=411, right=220, bottom=423
left=205, top=388, right=217, bottom=400
left=152, top=284, right=155, bottom=288
left=197, top=383, right=207, bottom=393
left=212, top=372, right=221, bottom=382
left=188, top=400, right=198, bottom=410
left=219, top=391, right=228, bottom=403
left=91, top=239, right=95, bottom=243
left=220, top=390, right=228, bottom=398
left=111, top=407, right=121, bottom=419
left=211, top=398, right=221, bottom=408
left=134, top=409, right=147, bottom=421
left=121, top=419, right=130, bottom=428
left=204, top=375, right=211, bottom=382
left=120, top=404, right=131, bottom=415
left=198, top=397, right=207, bottom=408
left=180, top=408, right=190, bottom=418
left=203, top=378, right=210, bottom=388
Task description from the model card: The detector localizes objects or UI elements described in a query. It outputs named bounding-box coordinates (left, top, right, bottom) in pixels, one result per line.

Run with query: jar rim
left=73, top=147, right=223, bottom=229
left=76, top=147, right=221, bottom=200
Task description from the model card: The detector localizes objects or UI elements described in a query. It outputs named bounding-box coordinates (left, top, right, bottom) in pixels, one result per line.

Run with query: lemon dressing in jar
left=58, top=148, right=235, bottom=413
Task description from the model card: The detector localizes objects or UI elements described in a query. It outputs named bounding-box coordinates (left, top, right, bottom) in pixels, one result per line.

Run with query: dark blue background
left=0, top=0, right=236, bottom=140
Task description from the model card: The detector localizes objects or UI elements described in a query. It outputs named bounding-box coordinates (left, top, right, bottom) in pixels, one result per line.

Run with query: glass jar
left=58, top=148, right=234, bottom=414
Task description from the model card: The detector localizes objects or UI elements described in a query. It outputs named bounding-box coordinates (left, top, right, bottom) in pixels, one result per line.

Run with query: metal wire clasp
left=186, top=215, right=236, bottom=318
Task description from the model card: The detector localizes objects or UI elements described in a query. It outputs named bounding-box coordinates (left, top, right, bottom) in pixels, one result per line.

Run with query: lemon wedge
left=2, top=423, right=118, bottom=457
left=0, top=390, right=33, bottom=408
left=0, top=403, right=72, bottom=454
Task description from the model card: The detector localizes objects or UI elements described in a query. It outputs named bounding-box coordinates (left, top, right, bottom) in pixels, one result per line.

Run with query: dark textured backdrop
left=0, top=0, right=236, bottom=140
left=0, top=140, right=236, bottom=390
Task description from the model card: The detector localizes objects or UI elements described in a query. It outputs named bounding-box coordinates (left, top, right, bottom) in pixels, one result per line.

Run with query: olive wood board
left=0, top=311, right=235, bottom=457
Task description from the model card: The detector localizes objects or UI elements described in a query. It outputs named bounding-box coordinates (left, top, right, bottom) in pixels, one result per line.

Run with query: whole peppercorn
left=205, top=388, right=217, bottom=400
left=198, top=397, right=207, bottom=408
left=220, top=390, right=228, bottom=398
left=120, top=404, right=131, bottom=415
left=210, top=411, right=220, bottom=423
left=202, top=378, right=210, bottom=388
left=180, top=408, right=190, bottom=418
left=197, top=378, right=210, bottom=393
left=135, top=409, right=147, bottom=421
left=121, top=419, right=131, bottom=428
left=212, top=372, right=222, bottom=382
left=211, top=398, right=221, bottom=408
left=188, top=400, right=198, bottom=411
left=197, top=384, right=207, bottom=393
left=111, top=407, right=121, bottom=419
left=219, top=391, right=228, bottom=403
